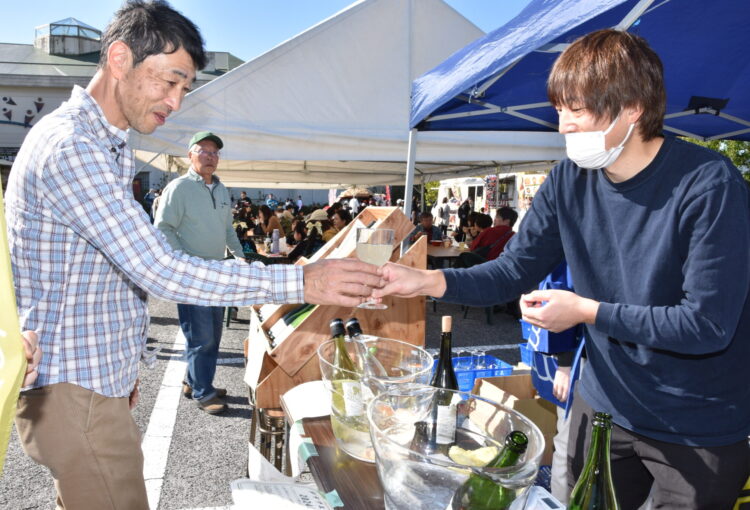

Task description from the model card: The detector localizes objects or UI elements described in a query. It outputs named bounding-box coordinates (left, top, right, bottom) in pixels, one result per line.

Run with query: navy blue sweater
left=443, top=137, right=750, bottom=446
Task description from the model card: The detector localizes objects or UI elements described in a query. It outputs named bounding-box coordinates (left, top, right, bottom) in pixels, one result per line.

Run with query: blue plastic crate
left=518, top=342, right=533, bottom=366
left=432, top=355, right=513, bottom=392
left=531, top=351, right=565, bottom=408
left=534, top=465, right=552, bottom=492
left=520, top=319, right=532, bottom=340
left=524, top=321, right=579, bottom=354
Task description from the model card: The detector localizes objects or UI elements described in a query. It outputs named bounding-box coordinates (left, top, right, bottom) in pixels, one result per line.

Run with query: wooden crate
left=244, top=207, right=426, bottom=409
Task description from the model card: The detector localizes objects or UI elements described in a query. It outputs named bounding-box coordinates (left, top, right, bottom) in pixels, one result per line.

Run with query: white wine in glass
left=356, top=227, right=394, bottom=309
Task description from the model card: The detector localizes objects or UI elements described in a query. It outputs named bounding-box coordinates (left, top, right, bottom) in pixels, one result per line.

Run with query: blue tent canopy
left=410, top=0, right=750, bottom=142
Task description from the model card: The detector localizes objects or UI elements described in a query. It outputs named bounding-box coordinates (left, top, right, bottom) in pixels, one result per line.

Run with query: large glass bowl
left=367, top=385, right=545, bottom=510
left=318, top=337, right=434, bottom=462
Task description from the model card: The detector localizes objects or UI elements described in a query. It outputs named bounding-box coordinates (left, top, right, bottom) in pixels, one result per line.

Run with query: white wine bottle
left=431, top=315, right=459, bottom=449
left=329, top=318, right=363, bottom=418
left=345, top=318, right=388, bottom=378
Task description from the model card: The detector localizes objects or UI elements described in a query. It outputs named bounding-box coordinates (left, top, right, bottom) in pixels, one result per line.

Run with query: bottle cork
left=442, top=315, right=452, bottom=333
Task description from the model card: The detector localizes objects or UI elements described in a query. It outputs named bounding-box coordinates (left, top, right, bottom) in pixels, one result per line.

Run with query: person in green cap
left=154, top=131, right=240, bottom=414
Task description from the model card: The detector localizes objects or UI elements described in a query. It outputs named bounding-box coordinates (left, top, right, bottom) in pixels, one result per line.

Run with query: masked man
left=374, top=29, right=750, bottom=509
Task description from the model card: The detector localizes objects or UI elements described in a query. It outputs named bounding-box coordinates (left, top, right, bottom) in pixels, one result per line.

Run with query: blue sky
left=4, top=0, right=531, bottom=61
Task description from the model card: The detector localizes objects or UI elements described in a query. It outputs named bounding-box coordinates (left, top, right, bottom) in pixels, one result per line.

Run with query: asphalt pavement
left=0, top=297, right=523, bottom=509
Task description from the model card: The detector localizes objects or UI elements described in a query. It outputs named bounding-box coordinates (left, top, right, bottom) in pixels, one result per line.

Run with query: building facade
left=0, top=17, right=242, bottom=197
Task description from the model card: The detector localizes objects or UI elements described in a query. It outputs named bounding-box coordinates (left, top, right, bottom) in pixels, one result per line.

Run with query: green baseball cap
left=188, top=131, right=224, bottom=149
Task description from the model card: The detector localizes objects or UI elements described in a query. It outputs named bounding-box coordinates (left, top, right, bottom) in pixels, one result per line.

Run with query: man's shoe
left=196, top=396, right=227, bottom=415
left=182, top=383, right=227, bottom=400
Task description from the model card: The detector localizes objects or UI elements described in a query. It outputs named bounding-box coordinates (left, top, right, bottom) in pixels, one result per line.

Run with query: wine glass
left=356, top=227, right=395, bottom=309
left=471, top=348, right=486, bottom=369
left=456, top=349, right=472, bottom=370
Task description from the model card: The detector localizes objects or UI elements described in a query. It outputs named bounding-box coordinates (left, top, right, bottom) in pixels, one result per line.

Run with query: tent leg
left=402, top=129, right=418, bottom=257
left=403, top=128, right=417, bottom=219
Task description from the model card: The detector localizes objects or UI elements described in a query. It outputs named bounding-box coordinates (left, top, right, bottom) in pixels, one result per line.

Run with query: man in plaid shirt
left=4, top=2, right=381, bottom=508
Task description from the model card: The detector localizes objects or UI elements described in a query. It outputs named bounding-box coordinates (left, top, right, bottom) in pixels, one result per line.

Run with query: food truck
left=435, top=170, right=552, bottom=228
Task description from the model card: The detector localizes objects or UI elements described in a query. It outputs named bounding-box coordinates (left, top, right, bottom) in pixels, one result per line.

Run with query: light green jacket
left=154, top=168, right=244, bottom=261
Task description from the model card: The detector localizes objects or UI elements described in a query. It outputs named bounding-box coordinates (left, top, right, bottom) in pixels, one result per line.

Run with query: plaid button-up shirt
left=5, top=86, right=304, bottom=397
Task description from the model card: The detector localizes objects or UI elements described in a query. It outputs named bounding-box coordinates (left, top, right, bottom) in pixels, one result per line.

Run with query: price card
left=231, top=479, right=334, bottom=509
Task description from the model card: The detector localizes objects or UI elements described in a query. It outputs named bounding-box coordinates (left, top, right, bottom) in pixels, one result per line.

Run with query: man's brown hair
left=547, top=29, right=666, bottom=141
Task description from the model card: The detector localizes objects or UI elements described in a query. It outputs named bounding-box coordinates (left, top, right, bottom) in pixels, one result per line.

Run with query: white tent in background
left=131, top=0, right=564, bottom=188
left=140, top=157, right=557, bottom=189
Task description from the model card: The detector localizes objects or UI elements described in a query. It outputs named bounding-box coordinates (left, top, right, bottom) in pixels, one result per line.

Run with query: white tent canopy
left=139, top=154, right=557, bottom=188
left=131, top=0, right=564, bottom=187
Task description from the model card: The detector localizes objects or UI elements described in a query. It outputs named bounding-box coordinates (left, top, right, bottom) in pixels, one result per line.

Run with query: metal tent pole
left=402, top=128, right=418, bottom=257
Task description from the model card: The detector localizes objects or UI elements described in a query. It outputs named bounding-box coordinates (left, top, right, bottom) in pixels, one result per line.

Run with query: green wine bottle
left=329, top=318, right=363, bottom=418
left=281, top=304, right=309, bottom=325
left=289, top=305, right=316, bottom=328
left=568, top=412, right=620, bottom=510
left=451, top=430, right=529, bottom=510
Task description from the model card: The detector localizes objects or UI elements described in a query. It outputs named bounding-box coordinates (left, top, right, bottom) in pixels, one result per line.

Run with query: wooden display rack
left=244, top=207, right=427, bottom=409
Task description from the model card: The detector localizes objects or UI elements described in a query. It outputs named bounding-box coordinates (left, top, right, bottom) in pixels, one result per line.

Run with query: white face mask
left=565, top=114, right=635, bottom=169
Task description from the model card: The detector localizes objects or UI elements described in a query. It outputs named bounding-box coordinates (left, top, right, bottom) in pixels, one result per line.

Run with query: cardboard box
left=472, top=374, right=557, bottom=466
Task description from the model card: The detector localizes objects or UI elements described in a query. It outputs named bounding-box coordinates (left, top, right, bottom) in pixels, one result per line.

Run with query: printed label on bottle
left=342, top=381, right=364, bottom=417
left=436, top=404, right=457, bottom=444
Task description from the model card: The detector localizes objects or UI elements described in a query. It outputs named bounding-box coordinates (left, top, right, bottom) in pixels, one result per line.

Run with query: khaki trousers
left=15, top=383, right=149, bottom=510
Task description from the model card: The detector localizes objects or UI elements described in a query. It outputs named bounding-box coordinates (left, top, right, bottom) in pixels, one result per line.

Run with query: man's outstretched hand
left=303, top=258, right=383, bottom=307
left=370, top=263, right=447, bottom=300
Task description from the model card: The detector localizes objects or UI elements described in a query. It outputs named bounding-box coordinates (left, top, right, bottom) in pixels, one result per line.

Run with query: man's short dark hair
left=547, top=29, right=665, bottom=141
left=420, top=212, right=433, bottom=220
left=99, top=0, right=207, bottom=70
left=475, top=214, right=493, bottom=230
left=496, top=206, right=519, bottom=227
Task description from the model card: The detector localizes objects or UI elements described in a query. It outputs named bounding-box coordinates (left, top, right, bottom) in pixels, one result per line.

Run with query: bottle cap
left=329, top=318, right=345, bottom=337
left=345, top=317, right=363, bottom=336
left=441, top=315, right=452, bottom=333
